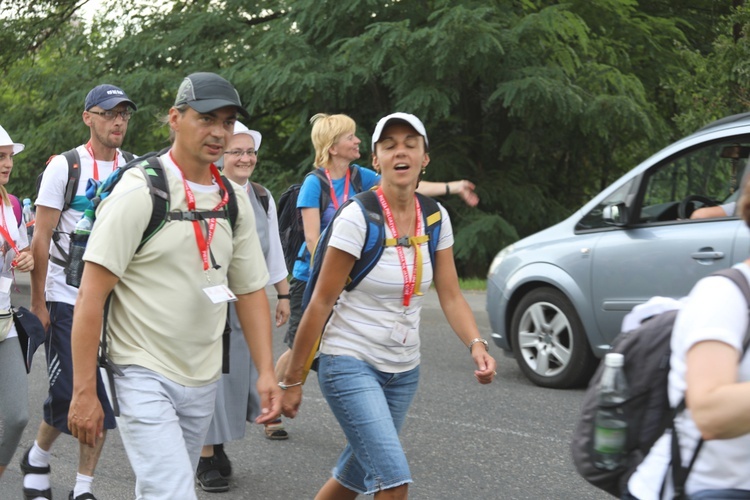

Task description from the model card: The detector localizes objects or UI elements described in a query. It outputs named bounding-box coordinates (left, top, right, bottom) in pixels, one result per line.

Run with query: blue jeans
left=317, top=354, right=419, bottom=495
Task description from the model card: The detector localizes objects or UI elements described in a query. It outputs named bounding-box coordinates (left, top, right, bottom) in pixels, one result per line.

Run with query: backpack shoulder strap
left=415, top=193, right=443, bottom=263
left=345, top=190, right=385, bottom=291
left=61, top=148, right=81, bottom=212
left=309, top=168, right=331, bottom=212
left=349, top=164, right=363, bottom=193
left=221, top=176, right=239, bottom=231
left=250, top=181, right=270, bottom=215
left=132, top=156, right=169, bottom=252
left=121, top=150, right=135, bottom=163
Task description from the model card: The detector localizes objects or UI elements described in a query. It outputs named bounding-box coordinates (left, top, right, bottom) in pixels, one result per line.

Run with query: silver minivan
left=486, top=113, right=750, bottom=388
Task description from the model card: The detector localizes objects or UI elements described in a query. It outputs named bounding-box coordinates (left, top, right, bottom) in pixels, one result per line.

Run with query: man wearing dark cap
left=23, top=83, right=137, bottom=500
left=67, top=73, right=281, bottom=499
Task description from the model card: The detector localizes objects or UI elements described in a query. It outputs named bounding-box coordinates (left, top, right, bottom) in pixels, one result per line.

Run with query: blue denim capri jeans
left=317, top=354, right=419, bottom=495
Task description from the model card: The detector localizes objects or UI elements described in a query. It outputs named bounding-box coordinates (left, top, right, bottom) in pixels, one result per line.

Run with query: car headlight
left=488, top=244, right=515, bottom=277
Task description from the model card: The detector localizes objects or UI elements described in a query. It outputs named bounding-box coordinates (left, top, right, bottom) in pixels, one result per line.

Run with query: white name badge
left=0, top=276, right=12, bottom=295
left=390, top=321, right=410, bottom=345
left=203, top=284, right=238, bottom=304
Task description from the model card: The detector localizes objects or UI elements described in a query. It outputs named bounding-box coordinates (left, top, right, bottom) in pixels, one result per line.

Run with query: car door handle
left=691, top=251, right=724, bottom=260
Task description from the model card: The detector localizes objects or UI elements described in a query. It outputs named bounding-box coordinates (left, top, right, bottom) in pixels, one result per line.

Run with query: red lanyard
left=0, top=202, right=20, bottom=257
left=85, top=141, right=119, bottom=181
left=376, top=187, right=423, bottom=307
left=169, top=151, right=229, bottom=271
left=324, top=167, right=351, bottom=209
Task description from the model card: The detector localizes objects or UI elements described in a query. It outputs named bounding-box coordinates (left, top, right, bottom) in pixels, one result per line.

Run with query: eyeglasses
left=224, top=149, right=257, bottom=158
left=88, top=110, right=133, bottom=121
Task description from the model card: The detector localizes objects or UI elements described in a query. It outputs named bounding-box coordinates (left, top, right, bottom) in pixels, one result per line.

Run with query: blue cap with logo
left=84, top=84, right=137, bottom=111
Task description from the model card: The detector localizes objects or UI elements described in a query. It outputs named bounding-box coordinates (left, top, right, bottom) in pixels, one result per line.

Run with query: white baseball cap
left=0, top=125, right=24, bottom=155
left=233, top=121, right=262, bottom=151
left=371, top=112, right=429, bottom=152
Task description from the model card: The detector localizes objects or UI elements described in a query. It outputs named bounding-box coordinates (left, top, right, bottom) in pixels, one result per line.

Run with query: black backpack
left=277, top=165, right=362, bottom=274
left=37, top=148, right=135, bottom=266
left=571, top=267, right=750, bottom=498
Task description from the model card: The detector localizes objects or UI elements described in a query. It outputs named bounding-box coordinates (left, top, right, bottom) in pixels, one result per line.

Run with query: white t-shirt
left=319, top=200, right=453, bottom=373
left=0, top=199, right=29, bottom=340
left=627, top=263, right=750, bottom=498
left=35, top=145, right=130, bottom=305
left=84, top=154, right=269, bottom=386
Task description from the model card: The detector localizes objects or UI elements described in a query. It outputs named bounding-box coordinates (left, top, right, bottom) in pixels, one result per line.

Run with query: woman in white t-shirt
left=280, top=113, right=496, bottom=500
left=0, top=124, right=34, bottom=480
left=626, top=187, right=750, bottom=499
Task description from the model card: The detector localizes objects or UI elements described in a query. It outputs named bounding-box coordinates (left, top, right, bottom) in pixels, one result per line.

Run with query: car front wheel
left=510, top=287, right=596, bottom=388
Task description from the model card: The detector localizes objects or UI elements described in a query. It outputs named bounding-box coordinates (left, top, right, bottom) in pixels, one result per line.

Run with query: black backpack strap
left=132, top=155, right=170, bottom=252
left=349, top=164, right=363, bottom=193
left=250, top=181, right=269, bottom=215
left=667, top=267, right=750, bottom=499
left=221, top=175, right=238, bottom=232
left=61, top=149, right=81, bottom=212
left=121, top=150, right=135, bottom=163
left=48, top=149, right=82, bottom=267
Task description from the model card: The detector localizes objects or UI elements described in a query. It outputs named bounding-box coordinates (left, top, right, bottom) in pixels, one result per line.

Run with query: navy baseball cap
left=85, top=84, right=137, bottom=111
left=174, top=72, right=250, bottom=119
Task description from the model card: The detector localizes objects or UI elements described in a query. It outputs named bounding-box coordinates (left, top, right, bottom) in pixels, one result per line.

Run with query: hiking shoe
left=214, top=446, right=232, bottom=478
left=196, top=456, right=230, bottom=493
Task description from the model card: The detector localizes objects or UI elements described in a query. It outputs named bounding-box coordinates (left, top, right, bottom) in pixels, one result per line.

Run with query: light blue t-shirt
left=292, top=165, right=380, bottom=281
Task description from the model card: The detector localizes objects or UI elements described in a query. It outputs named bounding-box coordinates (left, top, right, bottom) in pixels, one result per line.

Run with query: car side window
left=638, top=141, right=748, bottom=223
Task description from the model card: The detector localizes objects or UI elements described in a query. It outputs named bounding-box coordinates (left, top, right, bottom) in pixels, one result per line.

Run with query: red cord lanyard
left=169, top=151, right=229, bottom=271
left=376, top=187, right=423, bottom=307
left=84, top=141, right=119, bottom=181
left=324, top=167, right=351, bottom=209
left=0, top=203, right=20, bottom=257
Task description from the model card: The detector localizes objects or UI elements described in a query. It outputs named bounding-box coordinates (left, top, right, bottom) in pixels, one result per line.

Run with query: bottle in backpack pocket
left=65, top=209, right=94, bottom=288
left=22, top=198, right=34, bottom=241
left=593, top=353, right=629, bottom=471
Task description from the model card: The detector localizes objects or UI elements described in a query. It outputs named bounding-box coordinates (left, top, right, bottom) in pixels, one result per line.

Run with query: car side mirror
left=602, top=202, right=629, bottom=226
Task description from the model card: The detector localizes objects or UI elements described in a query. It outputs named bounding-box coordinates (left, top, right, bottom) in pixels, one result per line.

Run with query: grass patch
left=459, top=277, right=486, bottom=291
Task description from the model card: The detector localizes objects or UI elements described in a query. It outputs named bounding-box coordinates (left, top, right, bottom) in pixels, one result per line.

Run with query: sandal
left=20, top=447, right=52, bottom=500
left=264, top=419, right=289, bottom=440
left=69, top=492, right=98, bottom=500
left=196, top=456, right=229, bottom=493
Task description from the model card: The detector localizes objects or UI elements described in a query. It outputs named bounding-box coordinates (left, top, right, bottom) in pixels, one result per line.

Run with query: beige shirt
left=84, top=154, right=269, bottom=386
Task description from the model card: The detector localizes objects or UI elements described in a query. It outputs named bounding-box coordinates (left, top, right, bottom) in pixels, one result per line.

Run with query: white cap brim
left=233, top=121, right=262, bottom=151
left=0, top=125, right=25, bottom=155
left=371, top=112, right=428, bottom=152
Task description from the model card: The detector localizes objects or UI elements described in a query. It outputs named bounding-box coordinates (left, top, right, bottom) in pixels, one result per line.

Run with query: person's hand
left=254, top=371, right=283, bottom=425
left=275, top=299, right=290, bottom=327
left=68, top=392, right=104, bottom=447
left=472, top=350, right=497, bottom=385
left=281, top=385, right=303, bottom=419
left=30, top=302, right=50, bottom=332
left=12, top=251, right=33, bottom=272
left=455, top=180, right=479, bottom=207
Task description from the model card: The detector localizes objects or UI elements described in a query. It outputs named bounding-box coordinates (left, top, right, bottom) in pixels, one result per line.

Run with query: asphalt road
left=1, top=274, right=603, bottom=499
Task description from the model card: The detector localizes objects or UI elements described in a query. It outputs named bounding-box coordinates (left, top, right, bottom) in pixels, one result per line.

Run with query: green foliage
left=0, top=0, right=742, bottom=277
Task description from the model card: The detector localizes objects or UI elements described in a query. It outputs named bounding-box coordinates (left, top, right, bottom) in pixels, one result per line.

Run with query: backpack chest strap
left=383, top=234, right=430, bottom=298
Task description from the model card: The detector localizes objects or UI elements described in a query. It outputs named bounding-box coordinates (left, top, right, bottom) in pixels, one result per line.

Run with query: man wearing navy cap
left=23, top=84, right=137, bottom=500
left=67, top=73, right=281, bottom=499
